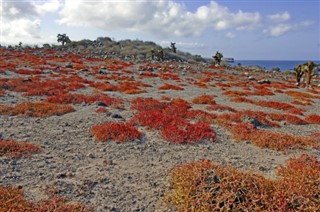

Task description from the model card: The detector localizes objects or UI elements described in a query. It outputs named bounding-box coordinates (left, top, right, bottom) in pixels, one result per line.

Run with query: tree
left=170, top=42, right=177, bottom=53
left=57, top=33, right=71, bottom=46
left=213, top=51, right=223, bottom=66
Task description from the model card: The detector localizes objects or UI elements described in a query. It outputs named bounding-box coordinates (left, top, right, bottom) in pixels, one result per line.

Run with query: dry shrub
left=305, top=114, right=320, bottom=124
left=309, top=132, right=320, bottom=149
left=226, top=122, right=313, bottom=151
left=164, top=160, right=273, bottom=211
left=91, top=122, right=142, bottom=143
left=250, top=131, right=313, bottom=152
left=0, top=102, right=75, bottom=117
left=216, top=110, right=279, bottom=128
left=158, top=83, right=184, bottom=90
left=192, top=94, right=216, bottom=105
left=0, top=140, right=40, bottom=158
left=164, top=154, right=320, bottom=211
left=0, top=186, right=89, bottom=211
left=285, top=90, right=314, bottom=100
left=273, top=154, right=320, bottom=211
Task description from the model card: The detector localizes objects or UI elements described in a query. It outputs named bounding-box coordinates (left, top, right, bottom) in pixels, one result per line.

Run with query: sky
left=1, top=0, right=319, bottom=60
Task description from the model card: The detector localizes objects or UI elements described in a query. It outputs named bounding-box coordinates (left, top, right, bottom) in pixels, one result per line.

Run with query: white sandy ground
left=0, top=61, right=319, bottom=211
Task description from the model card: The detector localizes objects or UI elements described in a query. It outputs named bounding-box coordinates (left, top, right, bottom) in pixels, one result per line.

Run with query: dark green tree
left=213, top=51, right=223, bottom=66
left=57, top=33, right=71, bottom=46
left=170, top=42, right=177, bottom=53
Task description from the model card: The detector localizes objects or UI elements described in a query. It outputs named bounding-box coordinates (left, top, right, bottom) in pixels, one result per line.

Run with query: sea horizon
left=229, top=59, right=320, bottom=71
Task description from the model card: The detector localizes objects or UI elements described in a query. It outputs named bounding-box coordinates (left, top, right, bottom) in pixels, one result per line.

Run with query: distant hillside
left=48, top=36, right=208, bottom=63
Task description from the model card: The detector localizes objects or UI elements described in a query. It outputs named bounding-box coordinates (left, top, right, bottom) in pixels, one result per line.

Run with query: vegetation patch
left=164, top=154, right=319, bottom=211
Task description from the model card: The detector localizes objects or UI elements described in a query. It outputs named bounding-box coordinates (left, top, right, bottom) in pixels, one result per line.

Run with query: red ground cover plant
left=161, top=122, right=216, bottom=144
left=159, top=73, right=181, bottom=81
left=45, top=93, right=97, bottom=104
left=0, top=102, right=75, bottom=117
left=305, top=114, right=320, bottom=124
left=0, top=186, right=90, bottom=211
left=158, top=83, right=184, bottom=90
left=255, top=100, right=295, bottom=111
left=192, top=94, right=216, bottom=105
left=46, top=93, right=124, bottom=109
left=89, top=82, right=118, bottom=92
left=131, top=98, right=217, bottom=144
left=273, top=154, right=320, bottom=211
left=265, top=112, right=306, bottom=125
left=207, top=104, right=237, bottom=113
left=91, top=122, right=142, bottom=143
left=230, top=96, right=255, bottom=104
left=131, top=97, right=167, bottom=112
left=164, top=154, right=319, bottom=211
left=0, top=140, right=40, bottom=158
left=96, top=107, right=108, bottom=113
left=186, top=110, right=217, bottom=123
left=309, top=132, right=320, bottom=149
left=117, top=81, right=149, bottom=94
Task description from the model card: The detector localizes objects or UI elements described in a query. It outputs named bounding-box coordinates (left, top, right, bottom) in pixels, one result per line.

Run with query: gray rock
left=112, top=114, right=123, bottom=119
left=65, top=62, right=73, bottom=68
left=99, top=67, right=108, bottom=74
left=258, top=79, right=271, bottom=84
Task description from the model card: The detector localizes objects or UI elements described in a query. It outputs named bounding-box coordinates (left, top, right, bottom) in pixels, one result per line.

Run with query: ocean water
left=231, top=60, right=320, bottom=72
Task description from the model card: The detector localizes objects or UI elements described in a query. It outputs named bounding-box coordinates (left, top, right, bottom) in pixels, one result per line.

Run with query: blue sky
left=1, top=0, right=319, bottom=60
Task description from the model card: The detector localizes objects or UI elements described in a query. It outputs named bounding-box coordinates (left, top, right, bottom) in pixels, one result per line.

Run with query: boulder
left=258, top=79, right=271, bottom=84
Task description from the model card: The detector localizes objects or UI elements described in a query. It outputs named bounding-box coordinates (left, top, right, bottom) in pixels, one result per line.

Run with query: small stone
left=97, top=102, right=108, bottom=107
left=248, top=76, right=255, bottom=80
left=112, top=114, right=123, bottom=119
left=65, top=62, right=73, bottom=68
left=258, top=79, right=271, bottom=84
left=87, top=153, right=95, bottom=158
left=99, top=66, right=108, bottom=74
left=57, top=172, right=67, bottom=179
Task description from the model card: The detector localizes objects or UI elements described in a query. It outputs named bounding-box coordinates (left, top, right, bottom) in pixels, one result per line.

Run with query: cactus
left=293, top=64, right=304, bottom=86
left=304, top=61, right=317, bottom=88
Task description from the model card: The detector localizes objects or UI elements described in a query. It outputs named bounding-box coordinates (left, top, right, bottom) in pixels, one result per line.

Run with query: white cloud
left=58, top=0, right=261, bottom=37
left=226, top=32, right=236, bottom=39
left=268, top=11, right=291, bottom=22
left=1, top=1, right=61, bottom=45
left=263, top=20, right=314, bottom=37
left=263, top=24, right=291, bottom=37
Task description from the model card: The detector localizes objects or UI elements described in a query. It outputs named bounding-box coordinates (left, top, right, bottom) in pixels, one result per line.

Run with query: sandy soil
left=1, top=59, right=319, bottom=211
